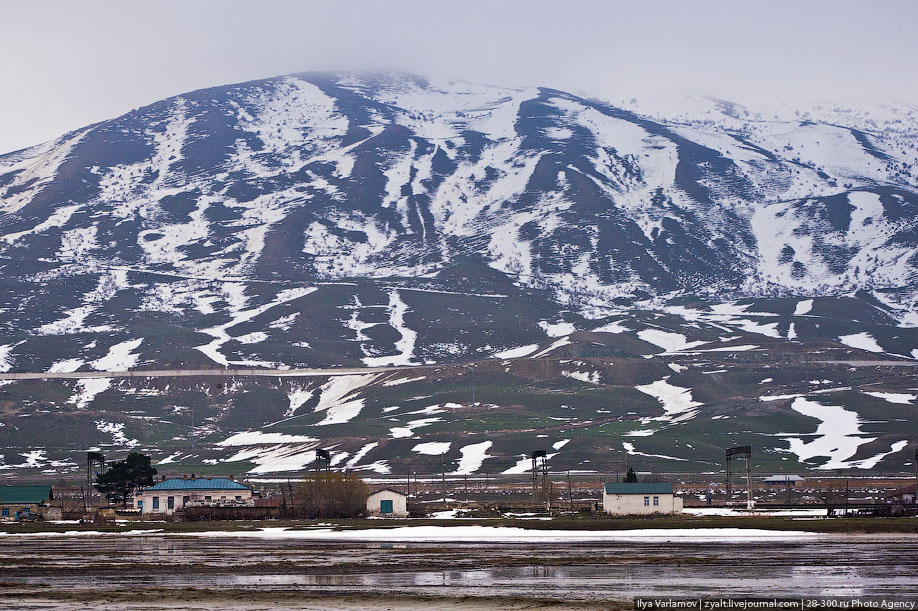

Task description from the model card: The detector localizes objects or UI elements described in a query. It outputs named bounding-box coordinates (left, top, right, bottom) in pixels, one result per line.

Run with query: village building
left=366, top=488, right=408, bottom=517
left=135, top=476, right=253, bottom=517
left=764, top=474, right=805, bottom=486
left=602, top=482, right=683, bottom=515
left=886, top=484, right=915, bottom=505
left=0, top=485, right=53, bottom=520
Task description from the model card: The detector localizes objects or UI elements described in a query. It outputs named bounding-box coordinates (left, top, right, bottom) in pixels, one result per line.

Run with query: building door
left=380, top=499, right=393, bottom=514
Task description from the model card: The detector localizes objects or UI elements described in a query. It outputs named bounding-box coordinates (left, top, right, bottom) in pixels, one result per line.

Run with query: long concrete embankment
left=0, top=365, right=430, bottom=380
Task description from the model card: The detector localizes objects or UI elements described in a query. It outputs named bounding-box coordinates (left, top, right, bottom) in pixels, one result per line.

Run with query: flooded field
left=2, top=533, right=917, bottom=609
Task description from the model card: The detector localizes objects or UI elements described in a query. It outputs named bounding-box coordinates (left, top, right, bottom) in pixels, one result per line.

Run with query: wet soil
left=1, top=535, right=917, bottom=609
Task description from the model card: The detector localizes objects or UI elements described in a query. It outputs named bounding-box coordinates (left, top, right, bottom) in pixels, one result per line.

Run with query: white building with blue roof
left=135, top=475, right=253, bottom=516
left=602, top=482, right=683, bottom=515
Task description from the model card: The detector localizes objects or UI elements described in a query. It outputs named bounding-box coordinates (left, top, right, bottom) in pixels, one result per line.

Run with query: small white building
left=135, top=476, right=253, bottom=516
left=602, top=482, right=682, bottom=515
left=764, top=474, right=805, bottom=486
left=366, top=488, right=408, bottom=517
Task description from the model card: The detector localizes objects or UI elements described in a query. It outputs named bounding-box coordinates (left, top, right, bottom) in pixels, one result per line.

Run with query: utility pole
left=746, top=455, right=753, bottom=510
left=845, top=480, right=848, bottom=518
left=441, top=462, right=446, bottom=503
left=914, top=448, right=918, bottom=507
left=567, top=471, right=574, bottom=514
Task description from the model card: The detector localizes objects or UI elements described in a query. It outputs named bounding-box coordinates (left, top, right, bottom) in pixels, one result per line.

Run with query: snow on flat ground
left=178, top=525, right=819, bottom=543
left=683, top=507, right=828, bottom=518
left=838, top=332, right=884, bottom=353
left=0, top=529, right=164, bottom=538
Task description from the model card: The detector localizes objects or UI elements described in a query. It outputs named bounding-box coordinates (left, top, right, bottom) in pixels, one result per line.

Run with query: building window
left=380, top=499, right=393, bottom=514
left=653, top=496, right=659, bottom=506
left=137, top=500, right=143, bottom=509
left=152, top=497, right=159, bottom=510
left=643, top=496, right=650, bottom=506
left=1, top=508, right=8, bottom=517
left=167, top=497, right=175, bottom=510
left=205, top=496, right=212, bottom=502
left=183, top=496, right=190, bottom=505
left=235, top=496, right=242, bottom=501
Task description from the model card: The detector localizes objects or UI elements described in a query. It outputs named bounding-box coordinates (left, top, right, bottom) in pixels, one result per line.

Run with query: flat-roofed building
left=764, top=474, right=805, bottom=486
left=602, top=482, right=682, bottom=515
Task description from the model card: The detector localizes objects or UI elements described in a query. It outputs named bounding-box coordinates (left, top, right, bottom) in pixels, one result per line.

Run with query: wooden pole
left=567, top=471, right=573, bottom=514
left=845, top=479, right=849, bottom=517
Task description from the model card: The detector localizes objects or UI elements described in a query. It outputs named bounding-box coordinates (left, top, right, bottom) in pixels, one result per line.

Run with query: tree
left=94, top=452, right=158, bottom=508
left=294, top=471, right=367, bottom=518
left=624, top=467, right=638, bottom=483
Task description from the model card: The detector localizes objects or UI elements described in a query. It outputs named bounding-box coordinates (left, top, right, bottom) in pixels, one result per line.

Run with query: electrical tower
left=530, top=450, right=551, bottom=510
left=725, top=446, right=754, bottom=509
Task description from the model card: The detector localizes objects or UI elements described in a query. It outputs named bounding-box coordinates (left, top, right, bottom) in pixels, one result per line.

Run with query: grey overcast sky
left=1, top=0, right=916, bottom=154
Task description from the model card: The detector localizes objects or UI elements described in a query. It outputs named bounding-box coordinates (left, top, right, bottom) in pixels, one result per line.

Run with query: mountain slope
left=1, top=72, right=917, bottom=476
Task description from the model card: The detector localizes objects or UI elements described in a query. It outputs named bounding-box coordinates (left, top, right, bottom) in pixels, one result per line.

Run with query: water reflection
left=3, top=537, right=917, bottom=600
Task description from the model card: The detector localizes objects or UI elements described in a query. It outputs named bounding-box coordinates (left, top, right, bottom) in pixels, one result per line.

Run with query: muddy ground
left=1, top=533, right=916, bottom=609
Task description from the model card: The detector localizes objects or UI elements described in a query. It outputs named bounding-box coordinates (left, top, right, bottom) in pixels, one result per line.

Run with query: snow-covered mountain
left=3, top=73, right=917, bottom=305
left=1, top=72, right=917, bottom=476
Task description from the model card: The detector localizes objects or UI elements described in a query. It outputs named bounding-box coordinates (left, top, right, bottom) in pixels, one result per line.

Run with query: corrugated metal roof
left=144, top=478, right=250, bottom=491
left=604, top=482, right=673, bottom=495
left=0, top=485, right=53, bottom=504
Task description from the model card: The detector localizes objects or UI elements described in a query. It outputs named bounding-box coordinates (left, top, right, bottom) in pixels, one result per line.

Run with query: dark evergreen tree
left=94, top=452, right=158, bottom=507
left=624, top=467, right=638, bottom=483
